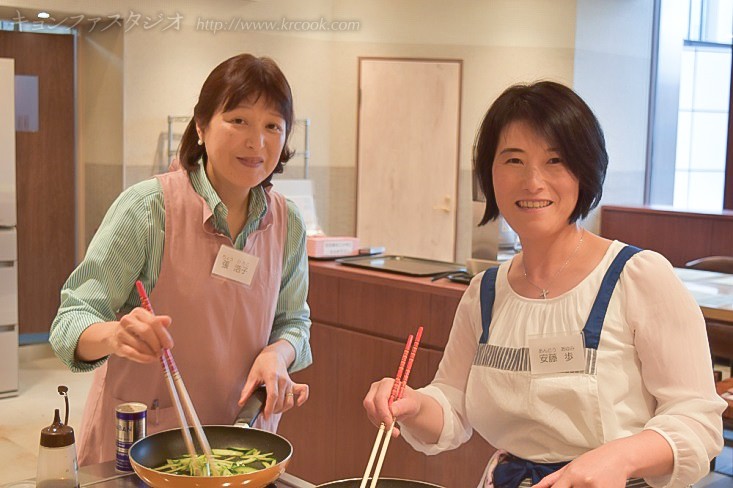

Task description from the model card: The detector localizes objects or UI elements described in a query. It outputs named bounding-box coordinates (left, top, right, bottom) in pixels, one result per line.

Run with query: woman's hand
left=106, top=308, right=173, bottom=363
left=363, top=377, right=422, bottom=437
left=532, top=446, right=628, bottom=487
left=238, top=341, right=309, bottom=420
left=532, top=431, right=672, bottom=488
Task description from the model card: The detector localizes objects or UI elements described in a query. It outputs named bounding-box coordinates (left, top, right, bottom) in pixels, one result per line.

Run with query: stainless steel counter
left=3, top=461, right=315, bottom=488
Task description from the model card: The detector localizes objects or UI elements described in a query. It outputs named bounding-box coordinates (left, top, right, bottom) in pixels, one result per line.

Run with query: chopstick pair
left=135, top=280, right=219, bottom=477
left=360, top=326, right=424, bottom=488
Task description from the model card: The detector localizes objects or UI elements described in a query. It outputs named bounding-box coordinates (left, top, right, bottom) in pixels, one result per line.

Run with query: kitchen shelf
left=166, top=115, right=311, bottom=177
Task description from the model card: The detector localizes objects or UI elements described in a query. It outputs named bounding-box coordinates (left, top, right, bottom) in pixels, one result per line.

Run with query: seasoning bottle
left=36, top=386, right=79, bottom=488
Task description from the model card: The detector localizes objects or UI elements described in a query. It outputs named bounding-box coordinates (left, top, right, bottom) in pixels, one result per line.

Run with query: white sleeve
left=400, top=273, right=483, bottom=455
left=622, top=251, right=726, bottom=487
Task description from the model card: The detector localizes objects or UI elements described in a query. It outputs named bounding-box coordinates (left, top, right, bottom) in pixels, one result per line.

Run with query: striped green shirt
left=50, top=163, right=311, bottom=373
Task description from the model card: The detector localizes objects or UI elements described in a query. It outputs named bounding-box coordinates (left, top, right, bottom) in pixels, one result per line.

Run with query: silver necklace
left=522, top=229, right=585, bottom=299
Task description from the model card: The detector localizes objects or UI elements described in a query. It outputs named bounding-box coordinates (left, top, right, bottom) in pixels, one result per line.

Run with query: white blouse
left=400, top=241, right=726, bottom=487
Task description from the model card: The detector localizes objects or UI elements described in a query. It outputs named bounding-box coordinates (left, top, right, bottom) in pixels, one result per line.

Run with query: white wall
left=2, top=0, right=578, bottom=262
left=573, top=0, right=655, bottom=232
left=77, top=25, right=123, bottom=255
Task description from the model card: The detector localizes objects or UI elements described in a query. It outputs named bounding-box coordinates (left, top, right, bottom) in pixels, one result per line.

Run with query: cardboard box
left=307, top=236, right=359, bottom=258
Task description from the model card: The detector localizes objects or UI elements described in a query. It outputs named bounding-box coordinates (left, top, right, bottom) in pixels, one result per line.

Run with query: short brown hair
left=179, top=54, right=295, bottom=186
left=473, top=81, right=608, bottom=225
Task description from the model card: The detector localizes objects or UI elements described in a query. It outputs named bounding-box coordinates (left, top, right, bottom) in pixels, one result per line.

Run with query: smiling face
left=197, top=96, right=286, bottom=196
left=491, top=120, right=579, bottom=239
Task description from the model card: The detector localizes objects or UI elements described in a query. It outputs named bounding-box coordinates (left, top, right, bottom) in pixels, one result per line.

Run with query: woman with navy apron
left=363, top=81, right=726, bottom=487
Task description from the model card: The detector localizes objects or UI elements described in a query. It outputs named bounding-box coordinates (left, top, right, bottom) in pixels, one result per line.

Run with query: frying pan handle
left=234, top=385, right=267, bottom=428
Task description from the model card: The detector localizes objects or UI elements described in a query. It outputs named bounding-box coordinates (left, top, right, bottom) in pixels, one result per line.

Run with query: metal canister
left=115, top=402, right=147, bottom=472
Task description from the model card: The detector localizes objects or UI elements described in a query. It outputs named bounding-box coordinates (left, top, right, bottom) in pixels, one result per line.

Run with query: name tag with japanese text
left=528, top=332, right=585, bottom=375
left=211, top=245, right=259, bottom=286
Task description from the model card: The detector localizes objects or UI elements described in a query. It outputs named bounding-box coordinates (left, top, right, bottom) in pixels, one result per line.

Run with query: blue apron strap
left=479, top=267, right=500, bottom=344
left=583, top=245, right=643, bottom=350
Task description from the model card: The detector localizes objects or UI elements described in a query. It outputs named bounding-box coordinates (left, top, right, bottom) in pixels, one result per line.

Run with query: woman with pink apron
left=363, top=81, right=725, bottom=487
left=50, top=54, right=312, bottom=466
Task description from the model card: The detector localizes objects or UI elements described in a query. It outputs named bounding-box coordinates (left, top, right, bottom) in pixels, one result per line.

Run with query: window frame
left=726, top=50, right=733, bottom=210
left=646, top=0, right=732, bottom=211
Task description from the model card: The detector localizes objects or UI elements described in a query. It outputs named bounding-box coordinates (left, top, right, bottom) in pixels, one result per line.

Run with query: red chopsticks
left=135, top=280, right=219, bottom=476
left=360, top=326, right=424, bottom=488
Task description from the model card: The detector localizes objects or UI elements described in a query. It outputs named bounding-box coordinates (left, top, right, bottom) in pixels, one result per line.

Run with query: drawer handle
left=0, top=324, right=15, bottom=333
left=0, top=261, right=14, bottom=268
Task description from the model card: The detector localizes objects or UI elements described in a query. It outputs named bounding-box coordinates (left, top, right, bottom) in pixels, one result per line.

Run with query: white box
left=307, top=236, right=359, bottom=258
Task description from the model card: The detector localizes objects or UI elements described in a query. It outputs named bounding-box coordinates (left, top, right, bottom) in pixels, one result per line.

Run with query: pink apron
left=77, top=169, right=287, bottom=465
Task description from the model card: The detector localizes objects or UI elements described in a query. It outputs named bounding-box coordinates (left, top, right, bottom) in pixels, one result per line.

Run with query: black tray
left=336, top=255, right=466, bottom=277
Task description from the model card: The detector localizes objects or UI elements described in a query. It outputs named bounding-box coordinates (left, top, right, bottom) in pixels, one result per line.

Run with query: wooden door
left=357, top=58, right=461, bottom=262
left=0, top=31, right=75, bottom=337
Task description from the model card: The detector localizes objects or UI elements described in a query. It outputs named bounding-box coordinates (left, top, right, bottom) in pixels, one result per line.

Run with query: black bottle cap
left=40, top=408, right=75, bottom=448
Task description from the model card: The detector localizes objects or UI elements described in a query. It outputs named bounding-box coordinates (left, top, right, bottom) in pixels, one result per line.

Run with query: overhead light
left=37, top=12, right=50, bottom=19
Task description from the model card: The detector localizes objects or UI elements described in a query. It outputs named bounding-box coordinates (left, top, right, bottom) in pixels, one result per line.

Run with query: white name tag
left=211, top=245, right=259, bottom=286
left=528, top=332, right=586, bottom=375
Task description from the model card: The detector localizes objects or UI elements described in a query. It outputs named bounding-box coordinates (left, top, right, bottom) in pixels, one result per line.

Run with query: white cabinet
left=0, top=228, right=18, bottom=325
left=0, top=58, right=15, bottom=227
left=0, top=228, right=17, bottom=400
left=0, top=323, right=18, bottom=397
left=0, top=57, right=17, bottom=399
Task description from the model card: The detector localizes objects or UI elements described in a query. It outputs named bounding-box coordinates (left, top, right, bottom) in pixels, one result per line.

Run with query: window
left=649, top=0, right=733, bottom=211
left=0, top=17, right=73, bottom=35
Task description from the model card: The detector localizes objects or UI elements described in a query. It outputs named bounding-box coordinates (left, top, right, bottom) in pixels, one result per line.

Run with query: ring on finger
left=286, top=391, right=294, bottom=397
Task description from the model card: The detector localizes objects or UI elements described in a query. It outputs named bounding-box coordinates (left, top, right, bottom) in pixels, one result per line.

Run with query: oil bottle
left=36, top=385, right=79, bottom=488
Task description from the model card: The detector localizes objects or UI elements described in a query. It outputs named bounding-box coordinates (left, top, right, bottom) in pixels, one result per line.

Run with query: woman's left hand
left=532, top=430, right=672, bottom=487
left=238, top=341, right=309, bottom=419
left=532, top=445, right=628, bottom=487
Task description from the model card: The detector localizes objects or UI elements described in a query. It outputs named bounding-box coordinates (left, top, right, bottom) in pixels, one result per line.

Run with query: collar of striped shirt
left=189, top=159, right=268, bottom=237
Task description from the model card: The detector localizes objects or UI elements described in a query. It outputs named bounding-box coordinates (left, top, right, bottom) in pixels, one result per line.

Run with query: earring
left=197, top=138, right=204, bottom=146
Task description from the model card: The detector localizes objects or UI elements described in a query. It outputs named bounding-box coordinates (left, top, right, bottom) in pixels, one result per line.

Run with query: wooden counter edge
left=308, top=259, right=470, bottom=299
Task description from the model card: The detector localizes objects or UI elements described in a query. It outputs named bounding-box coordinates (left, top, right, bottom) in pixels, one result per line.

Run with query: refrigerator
left=0, top=57, right=18, bottom=399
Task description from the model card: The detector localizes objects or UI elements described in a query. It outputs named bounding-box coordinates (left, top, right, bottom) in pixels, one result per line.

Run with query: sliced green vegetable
left=152, top=447, right=277, bottom=476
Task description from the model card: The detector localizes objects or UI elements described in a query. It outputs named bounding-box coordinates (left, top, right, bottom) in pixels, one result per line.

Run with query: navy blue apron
left=479, top=245, right=642, bottom=488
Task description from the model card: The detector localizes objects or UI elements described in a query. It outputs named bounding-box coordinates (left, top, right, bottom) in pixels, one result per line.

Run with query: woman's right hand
left=363, top=377, right=422, bottom=437
left=108, top=307, right=173, bottom=363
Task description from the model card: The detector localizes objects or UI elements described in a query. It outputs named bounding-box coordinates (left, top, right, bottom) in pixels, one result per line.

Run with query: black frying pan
left=128, top=387, right=292, bottom=487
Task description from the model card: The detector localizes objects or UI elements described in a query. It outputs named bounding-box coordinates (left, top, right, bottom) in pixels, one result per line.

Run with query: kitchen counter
left=307, top=260, right=467, bottom=297
left=2, top=461, right=315, bottom=488
left=312, top=259, right=733, bottom=325
left=674, top=267, right=733, bottom=325
left=312, top=260, right=733, bottom=324
left=284, top=259, right=733, bottom=485
left=277, top=260, right=495, bottom=487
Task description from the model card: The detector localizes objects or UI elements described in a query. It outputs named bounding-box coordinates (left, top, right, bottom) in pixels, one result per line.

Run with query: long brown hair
left=178, top=54, right=295, bottom=186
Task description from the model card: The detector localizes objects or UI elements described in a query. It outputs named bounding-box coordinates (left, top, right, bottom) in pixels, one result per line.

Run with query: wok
left=316, top=479, right=444, bottom=487
left=129, top=387, right=292, bottom=487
